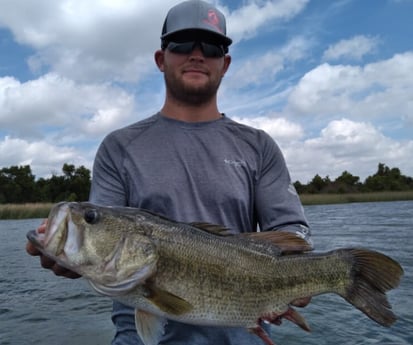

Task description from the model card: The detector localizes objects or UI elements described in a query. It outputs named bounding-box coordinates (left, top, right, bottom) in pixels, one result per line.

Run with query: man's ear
left=221, top=55, right=231, bottom=77
left=154, top=50, right=165, bottom=72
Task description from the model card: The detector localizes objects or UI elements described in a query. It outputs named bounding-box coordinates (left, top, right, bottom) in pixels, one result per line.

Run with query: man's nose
left=189, top=45, right=205, bottom=61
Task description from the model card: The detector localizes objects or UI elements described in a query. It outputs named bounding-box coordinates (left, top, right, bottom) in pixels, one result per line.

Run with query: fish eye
left=84, top=209, right=99, bottom=224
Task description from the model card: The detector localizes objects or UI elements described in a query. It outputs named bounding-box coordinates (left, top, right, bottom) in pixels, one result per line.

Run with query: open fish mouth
left=26, top=203, right=85, bottom=276
left=26, top=202, right=72, bottom=258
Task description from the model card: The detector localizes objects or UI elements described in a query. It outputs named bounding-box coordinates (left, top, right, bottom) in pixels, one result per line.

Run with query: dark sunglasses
left=165, top=41, right=226, bottom=58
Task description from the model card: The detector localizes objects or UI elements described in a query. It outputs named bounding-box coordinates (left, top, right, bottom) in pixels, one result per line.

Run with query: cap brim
left=162, top=28, right=232, bottom=46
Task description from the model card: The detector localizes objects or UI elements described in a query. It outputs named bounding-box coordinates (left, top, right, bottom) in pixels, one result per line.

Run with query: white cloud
left=306, top=119, right=389, bottom=156
left=279, top=36, right=314, bottom=62
left=231, top=115, right=303, bottom=143
left=287, top=52, right=413, bottom=125
left=284, top=119, right=413, bottom=183
left=0, top=0, right=310, bottom=83
left=225, top=35, right=313, bottom=90
left=219, top=116, right=413, bottom=183
left=0, top=136, right=91, bottom=177
left=323, top=35, right=380, bottom=61
left=226, top=52, right=284, bottom=89
left=226, top=0, right=310, bottom=42
left=0, top=0, right=177, bottom=82
left=0, top=0, right=167, bottom=49
left=0, top=73, right=135, bottom=139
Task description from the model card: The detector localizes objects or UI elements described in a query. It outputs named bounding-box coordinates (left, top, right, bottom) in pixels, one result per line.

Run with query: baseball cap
left=161, top=0, right=232, bottom=47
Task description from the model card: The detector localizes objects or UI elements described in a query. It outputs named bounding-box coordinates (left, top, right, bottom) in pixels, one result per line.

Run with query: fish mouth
left=26, top=202, right=70, bottom=258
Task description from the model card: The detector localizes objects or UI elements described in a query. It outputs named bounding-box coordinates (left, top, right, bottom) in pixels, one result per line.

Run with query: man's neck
left=160, top=97, right=222, bottom=123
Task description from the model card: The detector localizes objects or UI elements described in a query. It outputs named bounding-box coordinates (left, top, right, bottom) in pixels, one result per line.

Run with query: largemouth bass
left=27, top=202, right=403, bottom=345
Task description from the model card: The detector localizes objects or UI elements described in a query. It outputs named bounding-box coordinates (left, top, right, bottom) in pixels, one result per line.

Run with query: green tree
left=364, top=163, right=411, bottom=191
left=293, top=180, right=306, bottom=194
left=69, top=165, right=91, bottom=201
left=63, top=163, right=76, bottom=179
left=307, top=174, right=330, bottom=193
left=41, top=164, right=91, bottom=201
left=333, top=171, right=361, bottom=193
left=0, top=165, right=37, bottom=203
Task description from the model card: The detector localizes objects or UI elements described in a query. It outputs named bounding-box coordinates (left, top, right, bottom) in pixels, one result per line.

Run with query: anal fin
left=135, top=309, right=167, bottom=345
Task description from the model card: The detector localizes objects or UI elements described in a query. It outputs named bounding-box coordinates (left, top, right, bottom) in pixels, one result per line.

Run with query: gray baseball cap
left=161, top=0, right=232, bottom=46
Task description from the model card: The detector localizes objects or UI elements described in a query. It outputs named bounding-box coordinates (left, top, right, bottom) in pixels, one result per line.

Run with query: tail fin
left=340, top=248, right=403, bottom=326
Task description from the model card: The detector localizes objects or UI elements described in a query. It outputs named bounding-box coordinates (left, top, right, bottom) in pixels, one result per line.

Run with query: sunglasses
left=165, top=41, right=226, bottom=58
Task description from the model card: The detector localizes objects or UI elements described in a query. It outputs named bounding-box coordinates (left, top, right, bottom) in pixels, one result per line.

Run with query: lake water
left=1, top=201, right=412, bottom=345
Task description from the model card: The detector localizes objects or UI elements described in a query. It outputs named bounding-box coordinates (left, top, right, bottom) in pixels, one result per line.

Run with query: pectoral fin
left=135, top=309, right=167, bottom=345
left=143, top=284, right=193, bottom=315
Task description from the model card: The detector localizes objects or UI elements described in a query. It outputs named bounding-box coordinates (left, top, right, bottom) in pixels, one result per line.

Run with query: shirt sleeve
left=89, top=134, right=127, bottom=207
left=254, top=132, right=311, bottom=243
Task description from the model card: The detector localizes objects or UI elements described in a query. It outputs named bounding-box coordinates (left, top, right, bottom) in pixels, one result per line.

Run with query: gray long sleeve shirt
left=89, top=113, right=310, bottom=345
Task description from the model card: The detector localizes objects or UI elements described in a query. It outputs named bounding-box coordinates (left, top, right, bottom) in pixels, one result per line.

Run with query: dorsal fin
left=242, top=231, right=313, bottom=254
left=190, top=222, right=233, bottom=236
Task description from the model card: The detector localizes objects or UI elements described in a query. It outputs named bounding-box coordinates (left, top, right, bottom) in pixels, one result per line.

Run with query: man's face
left=156, top=42, right=231, bottom=106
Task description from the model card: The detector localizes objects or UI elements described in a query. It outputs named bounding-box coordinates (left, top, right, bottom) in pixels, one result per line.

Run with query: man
left=27, top=1, right=311, bottom=344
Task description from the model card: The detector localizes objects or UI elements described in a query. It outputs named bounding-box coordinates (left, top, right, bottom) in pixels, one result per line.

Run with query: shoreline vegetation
left=0, top=203, right=54, bottom=220
left=1, top=191, right=413, bottom=220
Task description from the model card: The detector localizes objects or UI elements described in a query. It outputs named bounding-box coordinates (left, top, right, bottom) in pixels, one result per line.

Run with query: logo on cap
left=203, top=9, right=223, bottom=33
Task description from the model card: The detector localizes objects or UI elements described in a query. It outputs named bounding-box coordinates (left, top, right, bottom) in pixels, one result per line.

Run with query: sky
left=0, top=0, right=412, bottom=184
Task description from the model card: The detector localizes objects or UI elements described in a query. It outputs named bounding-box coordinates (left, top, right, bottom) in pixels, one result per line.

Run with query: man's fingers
left=26, top=242, right=41, bottom=256
left=52, top=264, right=82, bottom=279
left=290, top=296, right=312, bottom=308
left=37, top=220, right=47, bottom=233
left=40, top=254, right=55, bottom=269
left=52, top=264, right=71, bottom=276
left=40, top=256, right=81, bottom=279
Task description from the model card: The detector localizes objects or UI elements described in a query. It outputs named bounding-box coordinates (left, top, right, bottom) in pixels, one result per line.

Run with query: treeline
left=0, top=164, right=90, bottom=204
left=1, top=162, right=412, bottom=204
left=294, top=163, right=413, bottom=194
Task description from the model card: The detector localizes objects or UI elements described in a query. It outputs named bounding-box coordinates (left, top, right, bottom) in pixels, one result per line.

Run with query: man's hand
left=26, top=220, right=81, bottom=279
left=291, top=296, right=312, bottom=307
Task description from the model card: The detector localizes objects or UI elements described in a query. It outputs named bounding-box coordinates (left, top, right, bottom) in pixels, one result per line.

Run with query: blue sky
left=0, top=0, right=412, bottom=183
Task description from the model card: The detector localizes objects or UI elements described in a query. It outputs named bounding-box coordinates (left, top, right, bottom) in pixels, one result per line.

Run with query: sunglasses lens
left=200, top=42, right=225, bottom=58
left=167, top=42, right=195, bottom=55
left=166, top=41, right=225, bottom=58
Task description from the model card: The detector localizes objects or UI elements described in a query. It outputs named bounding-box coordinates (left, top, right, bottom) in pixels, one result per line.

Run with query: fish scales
left=98, top=211, right=355, bottom=325
left=152, top=238, right=352, bottom=325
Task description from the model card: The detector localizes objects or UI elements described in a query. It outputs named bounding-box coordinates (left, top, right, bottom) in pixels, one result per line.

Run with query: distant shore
left=1, top=191, right=413, bottom=220
left=299, top=190, right=413, bottom=205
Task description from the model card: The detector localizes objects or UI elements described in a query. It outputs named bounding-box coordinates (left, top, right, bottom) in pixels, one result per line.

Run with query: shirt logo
left=224, top=159, right=247, bottom=167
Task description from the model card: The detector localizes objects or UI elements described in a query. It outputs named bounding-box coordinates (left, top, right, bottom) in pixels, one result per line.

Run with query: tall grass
left=1, top=191, right=413, bottom=219
left=0, top=203, right=53, bottom=220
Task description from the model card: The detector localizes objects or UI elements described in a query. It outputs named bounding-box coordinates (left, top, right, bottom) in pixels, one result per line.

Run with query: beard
left=163, top=66, right=222, bottom=106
